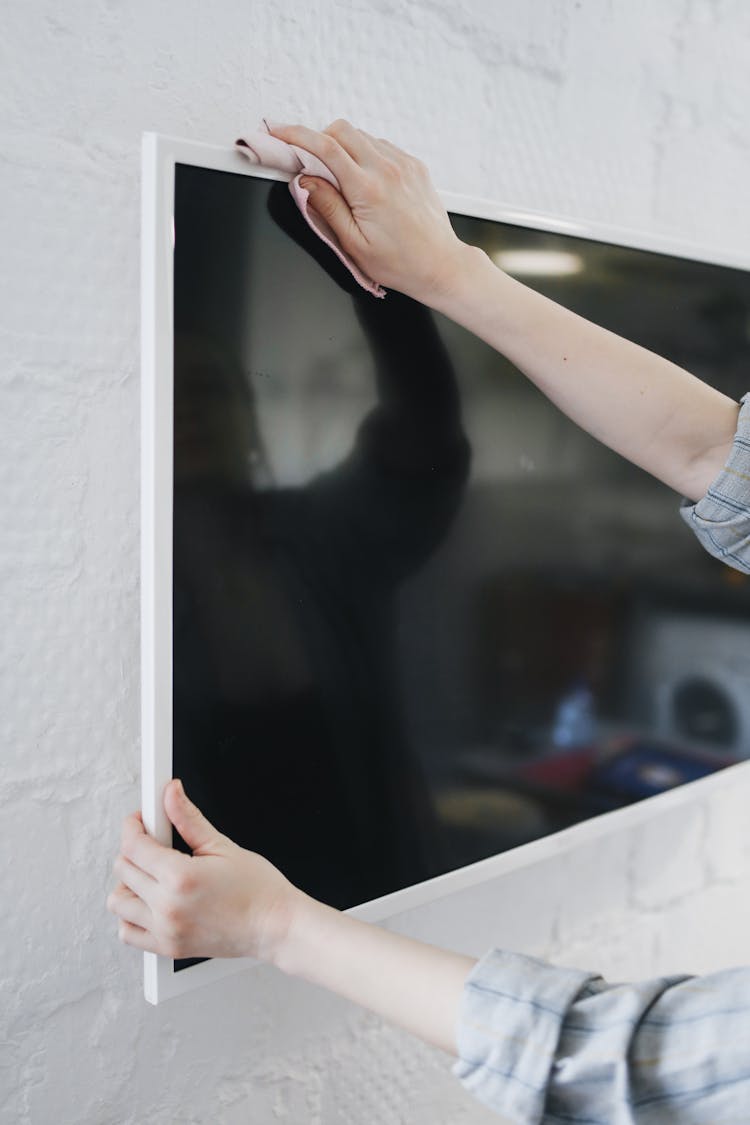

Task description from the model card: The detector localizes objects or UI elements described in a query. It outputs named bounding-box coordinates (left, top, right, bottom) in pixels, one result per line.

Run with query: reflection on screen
left=171, top=163, right=750, bottom=968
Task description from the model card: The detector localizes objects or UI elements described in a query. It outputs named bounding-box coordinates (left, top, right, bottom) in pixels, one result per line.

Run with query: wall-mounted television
left=141, top=131, right=750, bottom=1002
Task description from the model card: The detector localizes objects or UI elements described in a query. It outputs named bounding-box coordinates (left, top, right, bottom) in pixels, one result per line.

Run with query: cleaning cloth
left=234, top=120, right=386, bottom=298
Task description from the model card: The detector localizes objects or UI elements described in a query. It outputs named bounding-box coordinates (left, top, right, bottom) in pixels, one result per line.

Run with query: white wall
left=3, top=2, right=750, bottom=1122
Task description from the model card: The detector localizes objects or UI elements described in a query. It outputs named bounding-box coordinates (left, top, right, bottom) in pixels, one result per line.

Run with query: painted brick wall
left=3, top=2, right=750, bottom=1122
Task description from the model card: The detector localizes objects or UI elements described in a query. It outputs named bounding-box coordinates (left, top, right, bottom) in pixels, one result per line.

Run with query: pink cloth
left=234, top=121, right=385, bottom=298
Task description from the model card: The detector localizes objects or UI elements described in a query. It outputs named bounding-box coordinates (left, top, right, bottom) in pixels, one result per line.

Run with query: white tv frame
left=141, top=129, right=750, bottom=1003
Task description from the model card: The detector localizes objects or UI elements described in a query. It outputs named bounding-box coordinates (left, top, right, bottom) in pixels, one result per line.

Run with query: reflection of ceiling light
left=492, top=249, right=584, bottom=277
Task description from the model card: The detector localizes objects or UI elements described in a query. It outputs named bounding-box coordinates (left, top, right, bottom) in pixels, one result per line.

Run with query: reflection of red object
left=517, top=737, right=734, bottom=803
left=519, top=747, right=597, bottom=792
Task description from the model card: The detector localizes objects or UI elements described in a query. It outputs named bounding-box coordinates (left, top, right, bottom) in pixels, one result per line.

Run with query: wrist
left=425, top=243, right=532, bottom=358
left=423, top=240, right=494, bottom=315
left=271, top=889, right=336, bottom=976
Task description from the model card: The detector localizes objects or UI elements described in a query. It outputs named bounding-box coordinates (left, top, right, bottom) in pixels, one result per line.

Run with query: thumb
left=299, top=177, right=354, bottom=243
left=164, top=779, right=224, bottom=855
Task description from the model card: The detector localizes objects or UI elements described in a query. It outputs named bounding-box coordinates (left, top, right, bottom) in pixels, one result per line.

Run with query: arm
left=430, top=244, right=740, bottom=502
left=267, top=176, right=470, bottom=579
left=108, top=780, right=475, bottom=1055
left=267, top=175, right=467, bottom=471
left=110, top=784, right=750, bottom=1121
left=350, top=287, right=467, bottom=469
left=307, top=287, right=471, bottom=583
left=265, top=119, right=740, bottom=503
left=278, top=895, right=475, bottom=1056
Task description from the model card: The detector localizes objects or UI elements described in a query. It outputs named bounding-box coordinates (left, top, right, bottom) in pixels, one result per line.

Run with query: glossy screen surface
left=171, top=163, right=750, bottom=966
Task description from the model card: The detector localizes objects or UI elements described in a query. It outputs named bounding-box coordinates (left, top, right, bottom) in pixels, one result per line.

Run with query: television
left=141, top=131, right=750, bottom=1002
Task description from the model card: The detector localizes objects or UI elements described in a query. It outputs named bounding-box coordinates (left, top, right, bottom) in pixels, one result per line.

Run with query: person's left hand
left=107, top=779, right=302, bottom=963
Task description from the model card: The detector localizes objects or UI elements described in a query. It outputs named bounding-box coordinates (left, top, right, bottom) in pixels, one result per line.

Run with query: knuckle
left=318, top=135, right=340, bottom=162
left=313, top=193, right=336, bottom=219
left=172, top=869, right=195, bottom=896
left=326, top=117, right=351, bottom=137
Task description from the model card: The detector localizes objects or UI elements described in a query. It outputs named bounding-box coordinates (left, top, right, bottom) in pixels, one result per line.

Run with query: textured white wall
left=3, top=1, right=750, bottom=1122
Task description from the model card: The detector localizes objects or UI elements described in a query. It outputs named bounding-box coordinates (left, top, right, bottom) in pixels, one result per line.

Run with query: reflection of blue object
left=551, top=681, right=596, bottom=749
left=591, top=741, right=727, bottom=800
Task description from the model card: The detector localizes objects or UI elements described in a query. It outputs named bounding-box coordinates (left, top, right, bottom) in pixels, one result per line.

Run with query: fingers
left=107, top=882, right=153, bottom=930
left=265, top=122, right=368, bottom=196
left=163, top=779, right=223, bottom=855
left=298, top=178, right=360, bottom=249
left=355, top=129, right=427, bottom=174
left=120, top=811, right=145, bottom=851
left=114, top=854, right=158, bottom=904
left=117, top=919, right=160, bottom=954
left=120, top=813, right=174, bottom=880
left=358, top=130, right=405, bottom=159
left=322, top=119, right=380, bottom=167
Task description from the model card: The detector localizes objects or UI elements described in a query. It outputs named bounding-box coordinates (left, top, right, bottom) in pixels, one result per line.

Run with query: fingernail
left=264, top=119, right=287, bottom=131
left=174, top=778, right=184, bottom=795
left=299, top=177, right=315, bottom=192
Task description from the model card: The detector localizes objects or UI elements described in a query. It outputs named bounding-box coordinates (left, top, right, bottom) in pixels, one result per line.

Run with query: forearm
left=431, top=243, right=739, bottom=501
left=353, top=289, right=463, bottom=440
left=275, top=893, right=476, bottom=1055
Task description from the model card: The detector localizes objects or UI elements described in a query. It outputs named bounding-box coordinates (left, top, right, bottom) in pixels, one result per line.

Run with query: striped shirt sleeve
left=679, top=392, right=750, bottom=574
left=452, top=948, right=750, bottom=1123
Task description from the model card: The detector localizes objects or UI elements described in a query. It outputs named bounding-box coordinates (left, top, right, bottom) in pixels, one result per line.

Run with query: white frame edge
left=141, top=129, right=750, bottom=1003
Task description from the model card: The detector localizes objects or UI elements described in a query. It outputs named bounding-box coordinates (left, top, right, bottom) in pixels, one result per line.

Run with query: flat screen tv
left=141, top=131, right=750, bottom=1002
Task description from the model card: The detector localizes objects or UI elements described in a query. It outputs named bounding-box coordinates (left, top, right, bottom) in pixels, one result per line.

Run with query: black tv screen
left=170, top=160, right=750, bottom=947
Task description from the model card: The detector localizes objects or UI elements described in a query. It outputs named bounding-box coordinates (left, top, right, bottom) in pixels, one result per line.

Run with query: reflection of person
left=171, top=226, right=470, bottom=909
left=110, top=121, right=750, bottom=1121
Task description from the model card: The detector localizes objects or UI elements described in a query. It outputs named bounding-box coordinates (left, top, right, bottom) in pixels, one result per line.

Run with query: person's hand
left=267, top=119, right=475, bottom=305
left=107, top=779, right=302, bottom=963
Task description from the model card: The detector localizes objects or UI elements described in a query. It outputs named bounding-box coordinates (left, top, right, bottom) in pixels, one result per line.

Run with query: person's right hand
left=107, top=779, right=302, bottom=964
left=266, top=119, right=475, bottom=305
